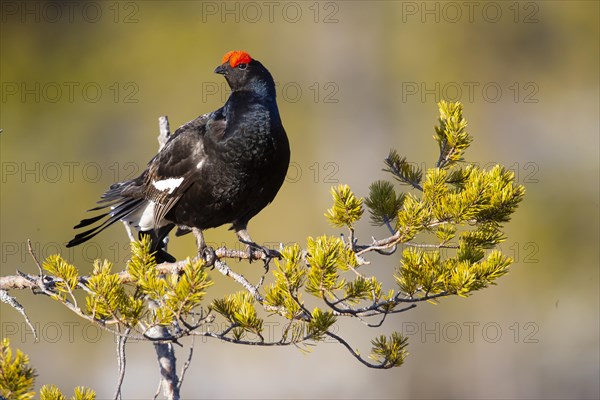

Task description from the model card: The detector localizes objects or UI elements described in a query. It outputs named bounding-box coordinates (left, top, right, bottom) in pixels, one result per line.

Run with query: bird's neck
left=227, top=81, right=280, bottom=119
left=239, top=79, right=276, bottom=100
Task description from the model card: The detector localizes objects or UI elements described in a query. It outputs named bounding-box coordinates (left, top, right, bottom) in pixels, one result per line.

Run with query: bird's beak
left=214, top=64, right=227, bottom=75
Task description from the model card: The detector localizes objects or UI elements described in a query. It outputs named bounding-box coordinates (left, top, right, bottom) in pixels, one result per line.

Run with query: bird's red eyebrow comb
left=222, top=50, right=252, bottom=68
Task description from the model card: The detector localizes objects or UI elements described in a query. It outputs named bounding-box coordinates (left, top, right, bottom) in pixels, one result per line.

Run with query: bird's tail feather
left=140, top=225, right=176, bottom=263
left=66, top=181, right=145, bottom=248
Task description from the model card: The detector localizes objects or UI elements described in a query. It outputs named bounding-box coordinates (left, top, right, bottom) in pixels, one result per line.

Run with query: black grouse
left=66, top=51, right=290, bottom=262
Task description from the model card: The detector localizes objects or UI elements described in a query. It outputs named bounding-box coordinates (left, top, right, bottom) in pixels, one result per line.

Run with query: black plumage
left=66, top=51, right=290, bottom=262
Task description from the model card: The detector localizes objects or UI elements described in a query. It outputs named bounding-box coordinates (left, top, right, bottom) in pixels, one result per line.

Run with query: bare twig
left=323, top=293, right=421, bottom=319
left=154, top=381, right=162, bottom=400
left=324, top=330, right=391, bottom=369
left=212, top=259, right=264, bottom=303
left=158, top=115, right=171, bottom=150
left=354, top=220, right=461, bottom=257
left=404, top=242, right=458, bottom=249
left=177, top=337, right=196, bottom=391
left=27, top=239, right=44, bottom=277
left=0, top=290, right=37, bottom=340
left=114, top=328, right=130, bottom=400
left=196, top=330, right=315, bottom=347
left=122, top=222, right=137, bottom=242
left=355, top=231, right=403, bottom=256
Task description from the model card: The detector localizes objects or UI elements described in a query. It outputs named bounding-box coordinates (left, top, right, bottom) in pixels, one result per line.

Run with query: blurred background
left=1, top=1, right=598, bottom=399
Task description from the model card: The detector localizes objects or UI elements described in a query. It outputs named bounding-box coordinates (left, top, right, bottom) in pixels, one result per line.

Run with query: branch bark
left=151, top=116, right=181, bottom=400
left=0, top=247, right=269, bottom=291
left=149, top=327, right=180, bottom=400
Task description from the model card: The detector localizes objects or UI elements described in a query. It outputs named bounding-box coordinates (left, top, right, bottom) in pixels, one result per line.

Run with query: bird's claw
left=240, top=240, right=281, bottom=271
left=200, top=246, right=216, bottom=268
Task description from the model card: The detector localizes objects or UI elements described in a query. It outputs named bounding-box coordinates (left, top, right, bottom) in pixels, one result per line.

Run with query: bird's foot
left=191, top=227, right=215, bottom=267
left=200, top=246, right=217, bottom=268
left=239, top=240, right=281, bottom=270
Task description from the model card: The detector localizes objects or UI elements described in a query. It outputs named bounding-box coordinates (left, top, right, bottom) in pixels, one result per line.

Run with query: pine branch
left=383, top=150, right=423, bottom=191
left=0, top=246, right=269, bottom=292
left=0, top=101, right=525, bottom=396
left=323, top=330, right=407, bottom=369
left=434, top=101, right=472, bottom=169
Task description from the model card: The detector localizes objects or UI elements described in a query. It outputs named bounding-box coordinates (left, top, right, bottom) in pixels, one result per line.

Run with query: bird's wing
left=136, top=112, right=227, bottom=228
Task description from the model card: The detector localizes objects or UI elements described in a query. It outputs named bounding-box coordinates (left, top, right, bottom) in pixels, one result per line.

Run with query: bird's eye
left=237, top=63, right=247, bottom=70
